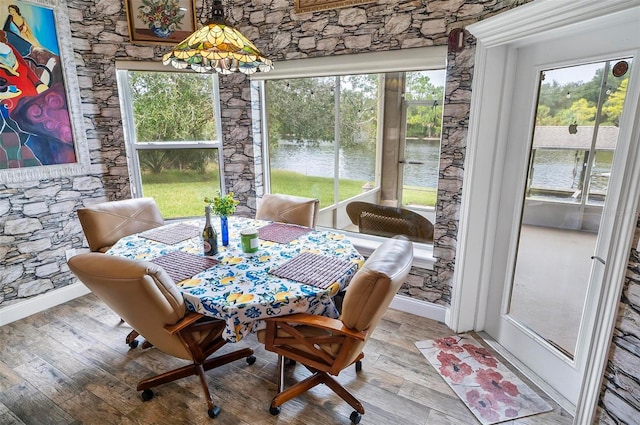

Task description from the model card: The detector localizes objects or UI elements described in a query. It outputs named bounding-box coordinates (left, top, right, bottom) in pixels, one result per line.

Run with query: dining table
left=106, top=216, right=364, bottom=342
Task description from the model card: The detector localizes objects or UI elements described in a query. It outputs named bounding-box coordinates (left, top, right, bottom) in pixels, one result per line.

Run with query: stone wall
left=596, top=218, right=640, bottom=424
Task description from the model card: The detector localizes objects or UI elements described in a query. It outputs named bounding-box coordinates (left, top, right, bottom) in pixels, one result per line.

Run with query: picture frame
left=294, top=0, right=376, bottom=13
left=125, top=0, right=198, bottom=45
left=0, top=0, right=89, bottom=183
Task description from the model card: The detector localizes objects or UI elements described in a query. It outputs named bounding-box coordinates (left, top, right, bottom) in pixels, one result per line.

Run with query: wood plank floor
left=0, top=294, right=574, bottom=424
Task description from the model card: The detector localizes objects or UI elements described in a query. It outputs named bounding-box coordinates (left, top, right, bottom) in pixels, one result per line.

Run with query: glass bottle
left=203, top=206, right=218, bottom=256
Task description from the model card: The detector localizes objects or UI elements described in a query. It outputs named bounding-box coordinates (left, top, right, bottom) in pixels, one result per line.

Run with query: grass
left=142, top=168, right=436, bottom=218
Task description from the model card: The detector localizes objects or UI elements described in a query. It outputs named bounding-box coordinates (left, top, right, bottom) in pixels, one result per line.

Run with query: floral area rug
left=415, top=334, right=552, bottom=424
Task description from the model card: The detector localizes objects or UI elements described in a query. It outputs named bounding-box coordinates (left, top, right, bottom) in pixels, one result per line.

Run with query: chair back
left=68, top=252, right=192, bottom=360
left=256, top=194, right=320, bottom=228
left=78, top=198, right=164, bottom=252
left=346, top=201, right=433, bottom=243
left=339, top=235, right=413, bottom=364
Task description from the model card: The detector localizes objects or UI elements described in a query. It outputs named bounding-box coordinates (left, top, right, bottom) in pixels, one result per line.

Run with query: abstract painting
left=0, top=0, right=87, bottom=182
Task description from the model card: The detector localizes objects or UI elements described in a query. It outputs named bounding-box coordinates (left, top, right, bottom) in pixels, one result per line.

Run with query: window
left=116, top=63, right=223, bottom=219
left=526, top=59, right=631, bottom=207
left=253, top=48, right=447, bottom=244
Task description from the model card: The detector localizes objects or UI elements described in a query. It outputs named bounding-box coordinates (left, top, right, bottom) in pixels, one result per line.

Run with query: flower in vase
left=205, top=191, right=239, bottom=217
left=137, top=0, right=185, bottom=36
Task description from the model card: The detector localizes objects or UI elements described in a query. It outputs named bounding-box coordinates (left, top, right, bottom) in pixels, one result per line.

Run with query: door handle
left=399, top=160, right=425, bottom=165
left=591, top=255, right=606, bottom=265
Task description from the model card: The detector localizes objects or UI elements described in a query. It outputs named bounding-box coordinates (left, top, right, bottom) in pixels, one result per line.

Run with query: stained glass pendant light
left=162, top=0, right=273, bottom=75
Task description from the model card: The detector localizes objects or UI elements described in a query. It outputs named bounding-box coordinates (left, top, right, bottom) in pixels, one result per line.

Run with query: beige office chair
left=77, top=197, right=165, bottom=348
left=259, top=235, right=413, bottom=424
left=77, top=197, right=165, bottom=253
left=68, top=253, right=255, bottom=418
left=346, top=201, right=434, bottom=243
left=255, top=193, right=320, bottom=228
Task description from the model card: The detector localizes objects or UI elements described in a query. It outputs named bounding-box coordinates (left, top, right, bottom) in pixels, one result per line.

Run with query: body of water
left=269, top=140, right=441, bottom=188
left=269, top=141, right=612, bottom=193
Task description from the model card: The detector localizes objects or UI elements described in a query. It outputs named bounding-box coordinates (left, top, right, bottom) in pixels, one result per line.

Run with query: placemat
left=150, top=250, right=218, bottom=284
left=258, top=223, right=311, bottom=244
left=269, top=252, right=355, bottom=289
left=139, top=223, right=200, bottom=245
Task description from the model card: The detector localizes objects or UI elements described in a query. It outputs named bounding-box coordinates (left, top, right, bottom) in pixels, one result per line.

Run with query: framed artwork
left=125, top=0, right=198, bottom=45
left=0, top=0, right=88, bottom=183
left=294, top=0, right=376, bottom=13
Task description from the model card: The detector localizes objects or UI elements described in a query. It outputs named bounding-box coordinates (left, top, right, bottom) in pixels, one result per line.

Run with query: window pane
left=266, top=77, right=336, bottom=208
left=338, top=74, right=379, bottom=202
left=402, top=70, right=445, bottom=208
left=138, top=148, right=221, bottom=218
left=129, top=71, right=218, bottom=143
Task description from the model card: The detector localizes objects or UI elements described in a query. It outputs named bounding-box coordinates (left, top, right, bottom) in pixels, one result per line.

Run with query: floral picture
left=125, top=0, right=196, bottom=44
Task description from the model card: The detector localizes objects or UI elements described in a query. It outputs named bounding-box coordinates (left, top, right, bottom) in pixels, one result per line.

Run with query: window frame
left=115, top=61, right=225, bottom=201
left=251, top=48, right=446, bottom=266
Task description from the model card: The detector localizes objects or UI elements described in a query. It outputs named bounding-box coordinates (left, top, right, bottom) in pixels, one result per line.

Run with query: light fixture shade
left=162, top=20, right=273, bottom=74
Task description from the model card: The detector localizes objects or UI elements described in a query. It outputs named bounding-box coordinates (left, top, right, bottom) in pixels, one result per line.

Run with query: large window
left=255, top=48, right=447, bottom=244
left=116, top=64, right=223, bottom=218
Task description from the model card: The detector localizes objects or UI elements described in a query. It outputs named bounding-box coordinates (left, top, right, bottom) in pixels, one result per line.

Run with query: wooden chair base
left=137, top=347, right=255, bottom=415
left=270, top=355, right=364, bottom=416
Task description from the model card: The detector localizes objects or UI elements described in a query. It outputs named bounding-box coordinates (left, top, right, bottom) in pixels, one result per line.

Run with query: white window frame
left=251, top=47, right=447, bottom=269
left=115, top=61, right=225, bottom=199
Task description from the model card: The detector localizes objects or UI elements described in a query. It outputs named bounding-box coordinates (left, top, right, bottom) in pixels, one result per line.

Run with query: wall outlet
left=65, top=248, right=77, bottom=261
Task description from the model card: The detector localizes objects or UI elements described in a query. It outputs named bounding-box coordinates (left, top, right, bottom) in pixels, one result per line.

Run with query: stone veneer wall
left=595, top=218, right=640, bottom=424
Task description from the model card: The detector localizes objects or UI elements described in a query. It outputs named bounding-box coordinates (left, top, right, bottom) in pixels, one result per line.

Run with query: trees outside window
left=117, top=69, right=223, bottom=218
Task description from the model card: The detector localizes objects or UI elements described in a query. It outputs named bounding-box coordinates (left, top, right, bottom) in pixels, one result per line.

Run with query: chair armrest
left=266, top=313, right=367, bottom=342
left=164, top=312, right=204, bottom=334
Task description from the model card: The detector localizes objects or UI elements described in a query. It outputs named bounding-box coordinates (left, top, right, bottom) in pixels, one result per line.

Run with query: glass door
left=509, top=59, right=631, bottom=359
left=482, top=17, right=638, bottom=405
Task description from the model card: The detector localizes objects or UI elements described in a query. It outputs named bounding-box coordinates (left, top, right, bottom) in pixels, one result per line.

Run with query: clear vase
left=220, top=216, right=229, bottom=246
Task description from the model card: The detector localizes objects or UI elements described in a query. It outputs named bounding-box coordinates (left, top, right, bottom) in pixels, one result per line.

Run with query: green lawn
left=142, top=168, right=436, bottom=218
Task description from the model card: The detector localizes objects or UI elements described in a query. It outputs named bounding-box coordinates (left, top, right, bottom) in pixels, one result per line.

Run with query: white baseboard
left=390, top=294, right=448, bottom=323
left=0, top=282, right=90, bottom=327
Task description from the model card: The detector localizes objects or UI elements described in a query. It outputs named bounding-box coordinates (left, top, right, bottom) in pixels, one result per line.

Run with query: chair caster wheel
left=350, top=411, right=362, bottom=424
left=141, top=389, right=153, bottom=401
left=269, top=406, right=281, bottom=416
left=355, top=360, right=362, bottom=372
left=246, top=355, right=256, bottom=365
left=208, top=406, right=221, bottom=418
left=128, top=339, right=139, bottom=349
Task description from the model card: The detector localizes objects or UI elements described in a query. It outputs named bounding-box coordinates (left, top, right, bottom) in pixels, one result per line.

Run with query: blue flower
left=245, top=306, right=261, bottom=319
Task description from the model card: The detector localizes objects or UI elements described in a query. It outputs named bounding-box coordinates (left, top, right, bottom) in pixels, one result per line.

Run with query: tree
left=130, top=71, right=218, bottom=173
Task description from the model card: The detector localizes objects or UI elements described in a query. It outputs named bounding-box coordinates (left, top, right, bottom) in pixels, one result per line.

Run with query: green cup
left=240, top=228, right=259, bottom=253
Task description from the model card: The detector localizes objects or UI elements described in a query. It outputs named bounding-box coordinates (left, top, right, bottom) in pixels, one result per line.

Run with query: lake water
left=270, top=140, right=441, bottom=188
left=269, top=141, right=612, bottom=192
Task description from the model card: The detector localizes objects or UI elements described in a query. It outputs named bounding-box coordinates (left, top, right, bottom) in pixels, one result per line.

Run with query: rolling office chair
left=259, top=235, right=413, bottom=424
left=255, top=193, right=320, bottom=228
left=77, top=197, right=165, bottom=253
left=77, top=197, right=165, bottom=348
left=68, top=252, right=255, bottom=418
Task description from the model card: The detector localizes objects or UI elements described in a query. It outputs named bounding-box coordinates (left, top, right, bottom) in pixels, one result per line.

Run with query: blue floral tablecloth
left=107, top=216, right=364, bottom=342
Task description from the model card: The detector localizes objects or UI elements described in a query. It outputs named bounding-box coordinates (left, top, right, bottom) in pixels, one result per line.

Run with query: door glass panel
left=402, top=70, right=445, bottom=208
left=508, top=58, right=631, bottom=358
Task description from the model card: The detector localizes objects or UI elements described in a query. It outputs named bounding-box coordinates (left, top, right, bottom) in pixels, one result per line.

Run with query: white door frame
left=448, top=0, right=640, bottom=422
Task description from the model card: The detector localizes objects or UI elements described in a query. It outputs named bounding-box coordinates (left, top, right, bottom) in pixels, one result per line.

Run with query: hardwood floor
left=0, top=294, right=573, bottom=424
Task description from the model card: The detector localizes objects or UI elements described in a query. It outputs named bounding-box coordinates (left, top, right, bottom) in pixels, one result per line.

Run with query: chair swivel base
left=268, top=371, right=364, bottom=424
left=138, top=348, right=255, bottom=418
